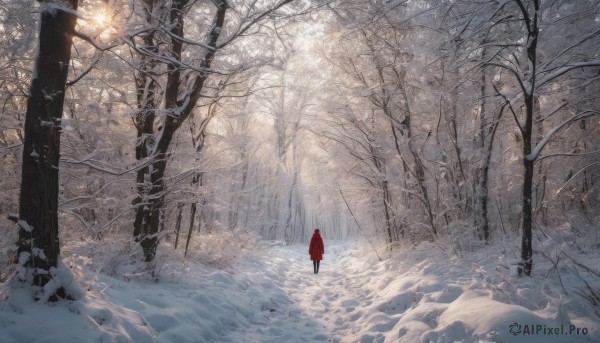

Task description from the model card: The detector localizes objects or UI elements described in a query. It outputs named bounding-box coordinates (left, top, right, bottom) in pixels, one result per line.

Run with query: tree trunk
left=411, top=151, right=436, bottom=235
left=17, top=0, right=78, bottom=301
left=135, top=158, right=169, bottom=261
left=132, top=0, right=228, bottom=261
left=521, top=1, right=539, bottom=276
left=475, top=56, right=490, bottom=241
left=478, top=121, right=499, bottom=242
left=397, top=69, right=436, bottom=236
left=284, top=178, right=294, bottom=243
left=184, top=203, right=197, bottom=258
left=382, top=180, right=394, bottom=244
left=284, top=167, right=299, bottom=244
left=522, top=140, right=534, bottom=275
left=174, top=204, right=184, bottom=249
left=132, top=0, right=160, bottom=260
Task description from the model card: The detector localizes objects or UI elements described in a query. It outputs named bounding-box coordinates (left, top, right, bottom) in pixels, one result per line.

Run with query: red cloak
left=309, top=230, right=324, bottom=261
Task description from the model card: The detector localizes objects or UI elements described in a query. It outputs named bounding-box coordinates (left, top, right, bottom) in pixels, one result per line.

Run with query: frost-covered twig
left=0, top=143, right=22, bottom=154
left=60, top=210, right=94, bottom=234
left=567, top=264, right=600, bottom=307
left=59, top=178, right=131, bottom=207
left=556, top=162, right=600, bottom=195
left=95, top=205, right=141, bottom=234
left=537, top=247, right=567, bottom=294
left=338, top=186, right=382, bottom=261
left=494, top=198, right=507, bottom=237
left=561, top=251, right=600, bottom=278
left=159, top=26, right=216, bottom=51
left=66, top=53, right=102, bottom=87
left=492, top=83, right=524, bottom=134
left=216, top=0, right=295, bottom=49
left=70, top=29, right=124, bottom=52
left=60, top=154, right=157, bottom=176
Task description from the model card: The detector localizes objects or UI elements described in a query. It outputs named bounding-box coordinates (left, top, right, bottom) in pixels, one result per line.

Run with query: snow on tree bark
left=17, top=0, right=78, bottom=300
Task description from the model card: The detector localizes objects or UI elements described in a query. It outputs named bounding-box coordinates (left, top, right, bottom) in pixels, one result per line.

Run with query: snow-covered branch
left=536, top=61, right=600, bottom=90
left=536, top=149, right=600, bottom=162
left=66, top=53, right=102, bottom=87
left=540, top=27, right=600, bottom=70
left=216, top=0, right=295, bottom=50
left=60, top=154, right=158, bottom=176
left=527, top=110, right=600, bottom=161
left=71, top=29, right=124, bottom=52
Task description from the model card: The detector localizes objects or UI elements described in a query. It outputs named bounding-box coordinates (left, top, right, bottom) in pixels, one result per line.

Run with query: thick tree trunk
left=17, top=0, right=78, bottom=300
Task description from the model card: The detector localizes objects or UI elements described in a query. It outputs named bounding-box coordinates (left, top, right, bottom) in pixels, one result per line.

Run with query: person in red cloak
left=309, top=228, right=324, bottom=274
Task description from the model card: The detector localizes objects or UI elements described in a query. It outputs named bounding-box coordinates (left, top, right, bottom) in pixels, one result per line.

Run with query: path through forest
left=228, top=242, right=597, bottom=343
left=2, top=240, right=597, bottom=342
left=237, top=242, right=382, bottom=342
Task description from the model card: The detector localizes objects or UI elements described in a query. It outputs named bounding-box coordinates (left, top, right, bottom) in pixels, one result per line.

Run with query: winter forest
left=0, top=0, right=599, bottom=342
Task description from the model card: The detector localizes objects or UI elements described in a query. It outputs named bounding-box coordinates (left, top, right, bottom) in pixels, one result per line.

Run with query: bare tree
left=129, top=0, right=297, bottom=261
left=447, top=0, right=600, bottom=275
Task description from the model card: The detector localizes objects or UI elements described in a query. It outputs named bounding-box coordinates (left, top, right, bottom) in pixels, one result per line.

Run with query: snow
left=39, top=1, right=83, bottom=19
left=17, top=220, right=33, bottom=233
left=0, top=239, right=598, bottom=342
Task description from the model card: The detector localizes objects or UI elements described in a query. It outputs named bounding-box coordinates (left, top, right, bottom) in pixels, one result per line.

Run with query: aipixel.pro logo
left=509, top=322, right=588, bottom=336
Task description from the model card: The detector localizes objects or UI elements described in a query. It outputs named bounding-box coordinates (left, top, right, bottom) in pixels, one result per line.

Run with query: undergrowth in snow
left=364, top=233, right=600, bottom=343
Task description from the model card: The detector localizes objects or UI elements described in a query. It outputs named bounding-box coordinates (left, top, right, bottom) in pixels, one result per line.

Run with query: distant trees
left=323, top=0, right=440, bottom=243
left=262, top=62, right=313, bottom=243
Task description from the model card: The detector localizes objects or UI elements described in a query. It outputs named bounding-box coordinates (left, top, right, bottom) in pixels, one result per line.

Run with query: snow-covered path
left=236, top=242, right=375, bottom=342
left=219, top=242, right=598, bottom=343
left=2, top=240, right=598, bottom=343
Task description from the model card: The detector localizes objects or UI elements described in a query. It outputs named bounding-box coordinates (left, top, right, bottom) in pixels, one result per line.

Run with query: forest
left=0, top=0, right=599, bottom=342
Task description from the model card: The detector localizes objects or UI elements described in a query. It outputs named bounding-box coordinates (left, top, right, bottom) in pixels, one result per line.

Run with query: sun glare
left=95, top=13, right=107, bottom=25
left=94, top=13, right=109, bottom=27
left=78, top=7, right=116, bottom=39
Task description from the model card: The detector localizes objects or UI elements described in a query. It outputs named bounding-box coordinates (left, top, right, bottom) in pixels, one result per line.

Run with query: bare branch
left=216, top=0, right=294, bottom=49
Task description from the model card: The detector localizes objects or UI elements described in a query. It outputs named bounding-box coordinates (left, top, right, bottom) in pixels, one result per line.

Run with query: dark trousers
left=313, top=260, right=320, bottom=273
